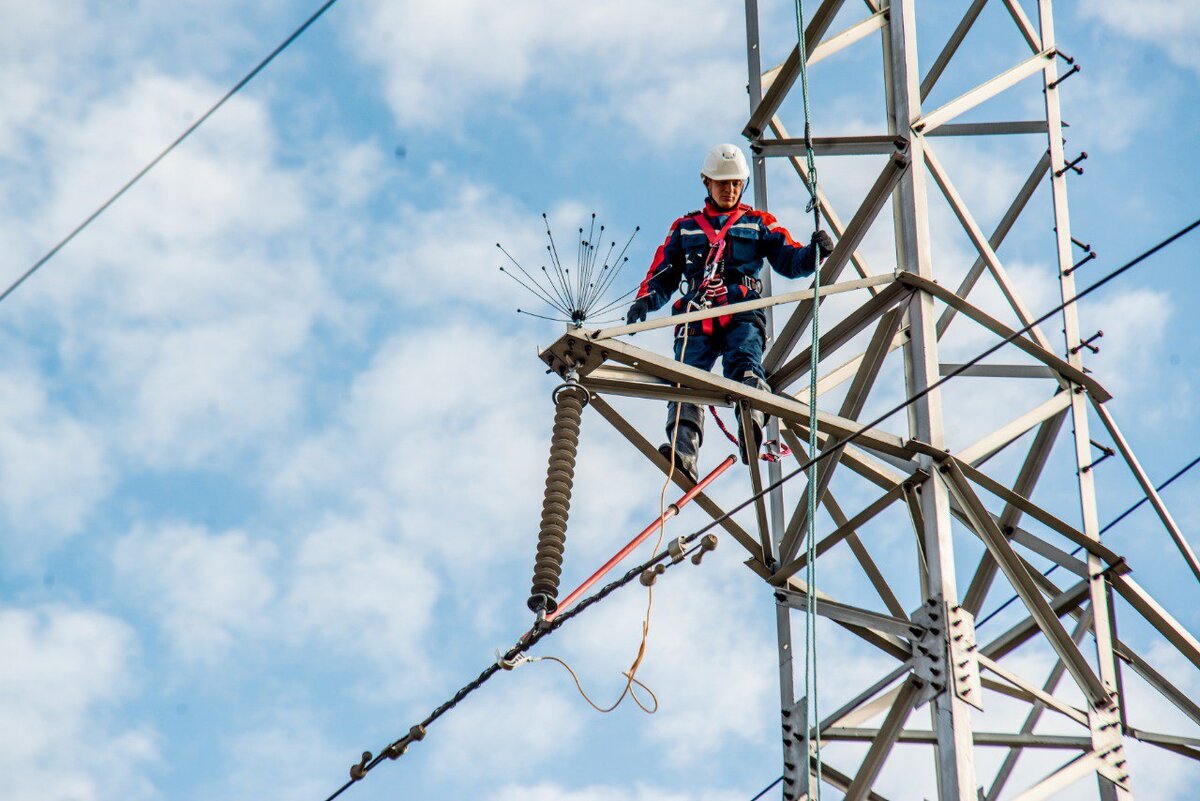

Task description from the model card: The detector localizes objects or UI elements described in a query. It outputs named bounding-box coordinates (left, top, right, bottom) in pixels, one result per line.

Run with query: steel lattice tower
left=535, top=1, right=1200, bottom=797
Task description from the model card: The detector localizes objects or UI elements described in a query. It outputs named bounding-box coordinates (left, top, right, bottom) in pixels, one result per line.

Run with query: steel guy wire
left=0, top=0, right=345, bottom=309
left=321, top=215, right=1200, bottom=801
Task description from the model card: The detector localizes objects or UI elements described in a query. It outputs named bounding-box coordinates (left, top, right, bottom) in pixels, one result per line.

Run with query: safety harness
left=686, top=207, right=746, bottom=335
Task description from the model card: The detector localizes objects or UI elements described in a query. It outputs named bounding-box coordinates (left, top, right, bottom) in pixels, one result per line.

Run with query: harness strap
left=689, top=208, right=748, bottom=334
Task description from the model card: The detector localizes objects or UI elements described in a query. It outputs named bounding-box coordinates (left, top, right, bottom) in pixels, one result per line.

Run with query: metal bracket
left=1089, top=703, right=1130, bottom=787
left=911, top=597, right=983, bottom=711
left=781, top=696, right=811, bottom=801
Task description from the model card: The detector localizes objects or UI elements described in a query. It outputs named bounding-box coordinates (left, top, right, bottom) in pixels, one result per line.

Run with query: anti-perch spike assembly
left=498, top=213, right=639, bottom=328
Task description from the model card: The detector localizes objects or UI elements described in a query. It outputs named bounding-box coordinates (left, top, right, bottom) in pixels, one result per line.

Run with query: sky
left=1, top=1, right=1199, bottom=800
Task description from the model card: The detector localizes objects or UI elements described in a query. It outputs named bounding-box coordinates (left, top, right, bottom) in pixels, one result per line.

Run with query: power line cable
left=322, top=215, right=1200, bottom=801
left=0, top=0, right=345, bottom=308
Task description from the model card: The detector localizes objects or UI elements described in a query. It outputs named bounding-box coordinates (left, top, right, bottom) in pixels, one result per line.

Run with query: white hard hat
left=701, top=143, right=750, bottom=181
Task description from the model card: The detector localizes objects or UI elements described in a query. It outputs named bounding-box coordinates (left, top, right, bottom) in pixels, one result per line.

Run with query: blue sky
left=2, top=1, right=1199, bottom=800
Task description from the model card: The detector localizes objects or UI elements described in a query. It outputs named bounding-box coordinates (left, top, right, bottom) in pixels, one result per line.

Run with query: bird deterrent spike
left=539, top=265, right=572, bottom=310
left=499, top=265, right=571, bottom=315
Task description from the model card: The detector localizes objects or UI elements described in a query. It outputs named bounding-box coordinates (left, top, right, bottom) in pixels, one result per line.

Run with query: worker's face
left=705, top=177, right=744, bottom=210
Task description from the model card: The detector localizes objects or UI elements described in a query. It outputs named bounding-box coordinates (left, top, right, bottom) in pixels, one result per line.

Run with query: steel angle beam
left=775, top=588, right=917, bottom=640
left=768, top=116, right=885, bottom=290
left=753, top=563, right=914, bottom=662
left=756, top=134, right=908, bottom=158
left=1092, top=400, right=1200, bottom=583
left=1000, top=0, right=1041, bottom=52
left=982, top=579, right=1089, bottom=662
left=924, top=141, right=1053, bottom=351
left=827, top=494, right=909, bottom=618
left=926, top=120, right=1049, bottom=137
left=780, top=423, right=912, bottom=492
left=976, top=653, right=1089, bottom=726
left=587, top=395, right=762, bottom=559
left=843, top=677, right=922, bottom=801
left=1114, top=640, right=1200, bottom=728
left=800, top=326, right=910, bottom=404
left=740, top=401, right=774, bottom=565
left=956, top=391, right=1071, bottom=466
left=939, top=462, right=1109, bottom=706
left=825, top=729, right=1092, bottom=750
left=1127, top=729, right=1200, bottom=761
left=771, top=279, right=913, bottom=390
left=914, top=49, right=1054, bottom=134
left=954, top=458, right=1124, bottom=567
left=582, top=365, right=733, bottom=408
left=743, top=0, right=848, bottom=138
left=809, top=9, right=887, bottom=67
left=963, top=409, right=1066, bottom=615
left=985, top=609, right=1094, bottom=801
left=765, top=152, right=911, bottom=375
left=1005, top=527, right=1093, bottom=581
left=774, top=480, right=910, bottom=583
left=823, top=664, right=911, bottom=730
left=781, top=308, right=904, bottom=552
left=585, top=333, right=914, bottom=460
left=899, top=272, right=1112, bottom=402
left=939, top=363, right=1056, bottom=379
left=819, top=760, right=893, bottom=801
left=1109, top=573, right=1200, bottom=671
left=588, top=274, right=894, bottom=341
left=937, top=152, right=1052, bottom=339
left=1009, top=751, right=1106, bottom=801
left=919, top=0, right=988, bottom=101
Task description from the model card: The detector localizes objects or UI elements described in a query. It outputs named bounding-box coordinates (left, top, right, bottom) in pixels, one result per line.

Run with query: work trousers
left=665, top=310, right=770, bottom=444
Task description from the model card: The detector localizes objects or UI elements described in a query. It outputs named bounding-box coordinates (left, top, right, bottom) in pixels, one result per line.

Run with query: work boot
left=735, top=374, right=770, bottom=465
left=660, top=402, right=704, bottom=483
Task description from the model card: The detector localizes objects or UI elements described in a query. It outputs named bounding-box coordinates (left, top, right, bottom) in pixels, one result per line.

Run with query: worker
left=626, top=143, right=833, bottom=482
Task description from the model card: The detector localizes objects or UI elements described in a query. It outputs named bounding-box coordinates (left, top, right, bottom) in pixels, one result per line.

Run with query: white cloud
left=347, top=0, right=745, bottom=145
left=0, top=71, right=372, bottom=472
left=113, top=522, right=278, bottom=663
left=285, top=512, right=440, bottom=676
left=0, top=359, right=112, bottom=558
left=555, top=556, right=777, bottom=766
left=426, top=675, right=585, bottom=783
left=1079, top=1, right=1200, bottom=75
left=489, top=782, right=746, bottom=801
left=1080, top=287, right=1172, bottom=400
left=0, top=605, right=156, bottom=801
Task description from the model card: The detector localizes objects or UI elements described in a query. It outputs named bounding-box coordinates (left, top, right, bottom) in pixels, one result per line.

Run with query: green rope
left=793, top=0, right=823, bottom=796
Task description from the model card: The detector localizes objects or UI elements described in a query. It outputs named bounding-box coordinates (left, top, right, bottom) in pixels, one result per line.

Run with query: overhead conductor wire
left=0, top=0, right=345, bottom=308
left=320, top=215, right=1200, bottom=801
left=793, top=0, right=824, bottom=791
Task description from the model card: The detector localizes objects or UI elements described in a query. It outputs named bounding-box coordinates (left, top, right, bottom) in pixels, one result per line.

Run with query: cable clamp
left=497, top=649, right=536, bottom=671
left=668, top=536, right=689, bottom=563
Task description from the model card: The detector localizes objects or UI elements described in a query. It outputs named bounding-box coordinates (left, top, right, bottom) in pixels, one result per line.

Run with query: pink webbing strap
left=690, top=208, right=747, bottom=266
left=689, top=208, right=747, bottom=334
left=708, top=405, right=793, bottom=463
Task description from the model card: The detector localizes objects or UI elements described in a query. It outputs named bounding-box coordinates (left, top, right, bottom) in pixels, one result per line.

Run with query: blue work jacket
left=635, top=199, right=818, bottom=313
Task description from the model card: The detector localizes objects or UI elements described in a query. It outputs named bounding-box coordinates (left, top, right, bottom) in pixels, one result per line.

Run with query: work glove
left=811, top=229, right=834, bottom=258
left=626, top=297, right=650, bottom=326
